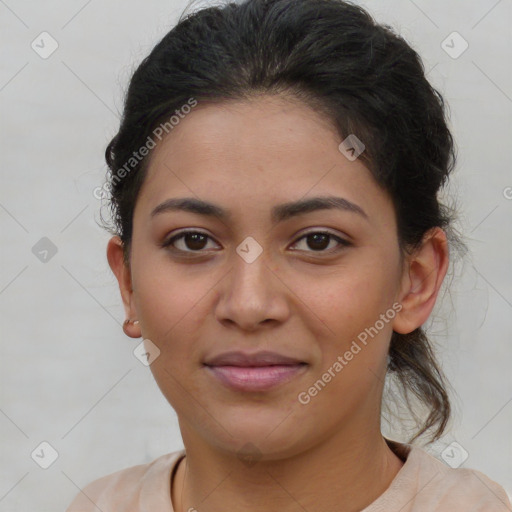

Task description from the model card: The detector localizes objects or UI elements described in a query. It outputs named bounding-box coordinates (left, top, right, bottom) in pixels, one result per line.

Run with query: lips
left=203, top=350, right=305, bottom=367
left=203, top=351, right=308, bottom=392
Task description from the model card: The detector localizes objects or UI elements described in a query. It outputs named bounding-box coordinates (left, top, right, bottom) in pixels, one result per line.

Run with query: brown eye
left=163, top=230, right=219, bottom=253
left=291, top=231, right=351, bottom=254
left=305, top=233, right=330, bottom=251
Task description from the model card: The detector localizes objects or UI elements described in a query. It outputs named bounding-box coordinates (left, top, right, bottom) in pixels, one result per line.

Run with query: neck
left=172, top=426, right=404, bottom=512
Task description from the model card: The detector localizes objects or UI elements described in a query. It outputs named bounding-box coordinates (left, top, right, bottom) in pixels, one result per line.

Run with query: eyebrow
left=150, top=195, right=369, bottom=223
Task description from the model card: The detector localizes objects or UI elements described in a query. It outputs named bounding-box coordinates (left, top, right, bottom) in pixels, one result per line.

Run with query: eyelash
left=161, top=229, right=351, bottom=256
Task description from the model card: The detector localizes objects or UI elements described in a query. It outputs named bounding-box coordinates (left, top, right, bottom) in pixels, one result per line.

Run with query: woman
left=67, top=0, right=511, bottom=510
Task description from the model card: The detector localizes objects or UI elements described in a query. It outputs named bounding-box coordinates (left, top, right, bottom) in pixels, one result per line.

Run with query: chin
left=194, top=406, right=312, bottom=460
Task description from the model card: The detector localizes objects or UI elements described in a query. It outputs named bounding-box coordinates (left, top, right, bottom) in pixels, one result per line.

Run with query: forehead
left=147, top=94, right=341, bottom=175
left=134, top=95, right=393, bottom=228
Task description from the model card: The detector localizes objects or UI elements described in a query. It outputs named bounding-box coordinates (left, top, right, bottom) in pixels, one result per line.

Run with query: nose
left=214, top=250, right=290, bottom=331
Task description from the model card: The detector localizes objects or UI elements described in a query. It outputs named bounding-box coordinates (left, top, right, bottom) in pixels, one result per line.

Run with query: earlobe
left=106, top=236, right=141, bottom=338
left=392, top=227, right=449, bottom=335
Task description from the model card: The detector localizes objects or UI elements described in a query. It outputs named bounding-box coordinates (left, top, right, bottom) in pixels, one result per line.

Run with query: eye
left=290, top=231, right=351, bottom=254
left=161, top=229, right=351, bottom=256
left=161, top=230, right=220, bottom=254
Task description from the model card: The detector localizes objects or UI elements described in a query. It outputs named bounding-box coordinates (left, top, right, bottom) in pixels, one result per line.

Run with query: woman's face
left=112, top=95, right=412, bottom=458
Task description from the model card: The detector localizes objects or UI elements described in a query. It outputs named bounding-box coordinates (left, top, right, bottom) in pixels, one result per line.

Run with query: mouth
left=203, top=351, right=308, bottom=392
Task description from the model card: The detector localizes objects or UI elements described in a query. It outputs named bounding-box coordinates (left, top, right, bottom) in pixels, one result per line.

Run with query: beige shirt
left=66, top=443, right=512, bottom=511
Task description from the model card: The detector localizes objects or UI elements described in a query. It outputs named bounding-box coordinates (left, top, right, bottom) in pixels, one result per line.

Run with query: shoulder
left=65, top=449, right=185, bottom=512
left=395, top=444, right=511, bottom=511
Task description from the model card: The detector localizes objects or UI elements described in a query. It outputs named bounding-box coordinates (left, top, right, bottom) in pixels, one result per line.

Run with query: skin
left=107, top=94, right=449, bottom=512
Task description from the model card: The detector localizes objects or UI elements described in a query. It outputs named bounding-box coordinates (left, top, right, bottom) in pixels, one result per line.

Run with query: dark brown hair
left=101, top=0, right=465, bottom=442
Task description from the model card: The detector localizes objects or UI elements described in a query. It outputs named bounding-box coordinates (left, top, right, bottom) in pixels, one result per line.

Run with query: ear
left=106, top=236, right=141, bottom=338
left=392, top=227, right=449, bottom=334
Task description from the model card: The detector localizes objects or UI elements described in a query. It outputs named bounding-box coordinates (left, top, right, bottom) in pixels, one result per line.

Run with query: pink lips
left=203, top=350, right=308, bottom=392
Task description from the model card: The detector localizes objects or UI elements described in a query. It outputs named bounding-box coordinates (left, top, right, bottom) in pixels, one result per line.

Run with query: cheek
left=301, top=275, right=395, bottom=421
left=304, top=262, right=398, bottom=340
left=301, top=259, right=398, bottom=396
left=135, top=271, right=210, bottom=410
left=131, top=259, right=214, bottom=371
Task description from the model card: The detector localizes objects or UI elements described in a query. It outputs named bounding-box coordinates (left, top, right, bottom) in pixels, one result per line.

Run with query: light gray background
left=1, top=0, right=511, bottom=510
